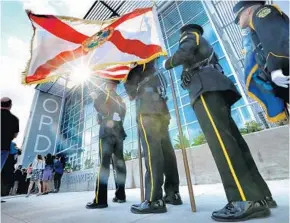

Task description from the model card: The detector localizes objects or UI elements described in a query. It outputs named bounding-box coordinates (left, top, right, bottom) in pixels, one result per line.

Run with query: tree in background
left=239, top=121, right=263, bottom=135
left=174, top=133, right=191, bottom=150
left=124, top=150, right=132, bottom=161
left=192, top=133, right=207, bottom=146
left=64, top=163, right=72, bottom=173
left=84, top=159, right=94, bottom=169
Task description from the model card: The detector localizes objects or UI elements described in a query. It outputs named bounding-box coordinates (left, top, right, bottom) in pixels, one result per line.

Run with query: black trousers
left=1, top=155, right=15, bottom=196
left=193, top=91, right=272, bottom=202
left=95, top=135, right=126, bottom=205
left=138, top=114, right=180, bottom=202
left=274, top=67, right=289, bottom=104
left=274, top=85, right=289, bottom=104
left=54, top=173, right=63, bottom=190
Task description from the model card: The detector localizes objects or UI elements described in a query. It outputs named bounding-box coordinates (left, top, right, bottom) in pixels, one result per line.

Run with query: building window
left=213, top=42, right=225, bottom=59
left=183, top=105, right=197, bottom=124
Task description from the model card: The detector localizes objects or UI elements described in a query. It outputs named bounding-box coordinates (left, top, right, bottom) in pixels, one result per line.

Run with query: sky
left=0, top=0, right=95, bottom=146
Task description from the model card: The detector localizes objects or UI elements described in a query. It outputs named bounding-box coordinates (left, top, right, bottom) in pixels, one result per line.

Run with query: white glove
left=162, top=60, right=166, bottom=69
left=271, top=69, right=289, bottom=88
left=113, top=112, right=121, bottom=121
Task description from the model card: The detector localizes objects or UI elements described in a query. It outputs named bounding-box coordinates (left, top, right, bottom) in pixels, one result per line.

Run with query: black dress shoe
left=1, top=200, right=6, bottom=203
left=112, top=197, right=126, bottom=203
left=265, top=196, right=278, bottom=208
left=211, top=200, right=270, bottom=222
left=163, top=193, right=183, bottom=205
left=86, top=201, right=108, bottom=209
left=131, top=200, right=167, bottom=214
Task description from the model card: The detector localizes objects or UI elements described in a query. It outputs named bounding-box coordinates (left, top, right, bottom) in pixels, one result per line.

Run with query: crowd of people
left=1, top=152, right=66, bottom=198
left=0, top=95, right=66, bottom=201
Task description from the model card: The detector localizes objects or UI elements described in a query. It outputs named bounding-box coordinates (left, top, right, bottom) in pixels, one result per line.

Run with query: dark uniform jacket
left=124, top=60, right=169, bottom=116
left=250, top=4, right=289, bottom=75
left=1, top=109, right=19, bottom=151
left=164, top=30, right=241, bottom=106
left=93, top=89, right=126, bottom=139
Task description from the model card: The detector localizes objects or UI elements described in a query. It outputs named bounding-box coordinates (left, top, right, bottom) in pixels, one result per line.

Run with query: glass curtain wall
left=56, top=1, right=255, bottom=169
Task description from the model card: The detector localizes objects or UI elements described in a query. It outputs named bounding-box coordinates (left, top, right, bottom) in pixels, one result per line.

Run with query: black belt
left=181, top=63, right=223, bottom=89
left=185, top=63, right=222, bottom=73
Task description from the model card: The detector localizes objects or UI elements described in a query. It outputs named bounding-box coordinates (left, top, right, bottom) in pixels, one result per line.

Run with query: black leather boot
left=86, top=199, right=108, bottom=209
left=265, top=196, right=278, bottom=208
left=131, top=200, right=167, bottom=214
left=112, top=197, right=126, bottom=203
left=163, top=193, right=183, bottom=205
left=211, top=200, right=270, bottom=222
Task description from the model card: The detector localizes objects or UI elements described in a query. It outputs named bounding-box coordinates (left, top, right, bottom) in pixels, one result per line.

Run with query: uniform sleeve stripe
left=249, top=17, right=255, bottom=31
left=105, top=90, right=110, bottom=103
left=272, top=4, right=283, bottom=15
left=267, top=52, right=289, bottom=60
left=170, top=56, right=174, bottom=68
left=180, top=35, right=187, bottom=43
left=192, top=32, right=200, bottom=45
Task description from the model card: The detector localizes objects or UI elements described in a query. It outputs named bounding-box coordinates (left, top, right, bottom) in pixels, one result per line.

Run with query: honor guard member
left=163, top=24, right=274, bottom=222
left=233, top=1, right=289, bottom=104
left=124, top=59, right=182, bottom=214
left=97, top=112, right=119, bottom=190
left=86, top=80, right=127, bottom=209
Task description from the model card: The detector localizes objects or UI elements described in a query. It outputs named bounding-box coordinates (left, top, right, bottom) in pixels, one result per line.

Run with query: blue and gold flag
left=242, top=29, right=287, bottom=122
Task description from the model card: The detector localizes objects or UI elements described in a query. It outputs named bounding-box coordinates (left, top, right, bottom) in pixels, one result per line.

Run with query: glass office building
left=51, top=0, right=256, bottom=170
left=24, top=0, right=279, bottom=169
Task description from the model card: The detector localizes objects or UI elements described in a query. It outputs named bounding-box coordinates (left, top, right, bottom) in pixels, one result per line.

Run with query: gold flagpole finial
left=151, top=0, right=157, bottom=7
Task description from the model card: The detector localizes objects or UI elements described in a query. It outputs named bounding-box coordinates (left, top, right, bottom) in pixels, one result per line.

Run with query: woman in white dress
left=26, top=155, right=44, bottom=197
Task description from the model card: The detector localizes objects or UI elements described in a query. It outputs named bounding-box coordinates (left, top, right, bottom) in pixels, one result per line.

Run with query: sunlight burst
left=70, top=65, right=92, bottom=84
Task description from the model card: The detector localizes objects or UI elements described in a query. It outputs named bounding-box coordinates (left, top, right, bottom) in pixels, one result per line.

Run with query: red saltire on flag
left=22, top=7, right=167, bottom=85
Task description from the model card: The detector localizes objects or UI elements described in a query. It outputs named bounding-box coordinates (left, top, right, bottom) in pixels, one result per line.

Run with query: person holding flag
left=241, top=26, right=287, bottom=123
left=233, top=1, right=289, bottom=121
left=86, top=80, right=127, bottom=209
left=125, top=59, right=182, bottom=214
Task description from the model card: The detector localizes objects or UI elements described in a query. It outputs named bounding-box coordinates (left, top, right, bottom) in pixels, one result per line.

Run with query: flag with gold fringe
left=23, top=7, right=167, bottom=84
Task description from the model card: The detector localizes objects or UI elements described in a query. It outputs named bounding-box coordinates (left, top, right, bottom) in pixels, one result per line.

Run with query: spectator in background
left=42, top=153, right=54, bottom=195
left=19, top=168, right=27, bottom=194
left=49, top=155, right=56, bottom=192
left=10, top=142, right=22, bottom=164
left=26, top=163, right=33, bottom=193
left=53, top=156, right=65, bottom=193
left=1, top=97, right=20, bottom=203
left=26, top=155, right=44, bottom=197
left=10, top=166, right=22, bottom=195
left=1, top=97, right=19, bottom=171
left=1, top=142, right=21, bottom=199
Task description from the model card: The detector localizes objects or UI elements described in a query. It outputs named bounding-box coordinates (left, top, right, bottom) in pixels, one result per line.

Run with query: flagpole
left=166, top=66, right=196, bottom=212
left=53, top=74, right=69, bottom=155
left=150, top=1, right=196, bottom=211
left=137, top=129, right=145, bottom=202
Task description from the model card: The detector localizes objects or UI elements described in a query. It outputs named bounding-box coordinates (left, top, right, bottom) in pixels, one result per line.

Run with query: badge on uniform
left=256, top=7, right=271, bottom=18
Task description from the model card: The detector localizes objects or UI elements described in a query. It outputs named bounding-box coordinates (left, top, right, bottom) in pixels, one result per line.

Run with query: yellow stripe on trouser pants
left=95, top=139, right=103, bottom=203
left=200, top=95, right=246, bottom=201
left=139, top=114, right=154, bottom=202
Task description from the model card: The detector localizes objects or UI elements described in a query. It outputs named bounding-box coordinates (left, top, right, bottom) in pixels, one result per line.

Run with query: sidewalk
left=1, top=180, right=289, bottom=223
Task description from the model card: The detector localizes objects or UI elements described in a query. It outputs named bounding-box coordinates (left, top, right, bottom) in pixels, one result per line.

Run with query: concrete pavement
left=1, top=180, right=289, bottom=223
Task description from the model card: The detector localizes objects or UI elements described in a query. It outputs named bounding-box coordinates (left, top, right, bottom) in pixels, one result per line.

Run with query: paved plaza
left=1, top=180, right=289, bottom=223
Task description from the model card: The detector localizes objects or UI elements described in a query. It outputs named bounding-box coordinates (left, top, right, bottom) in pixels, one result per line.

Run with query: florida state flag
left=23, top=7, right=166, bottom=84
